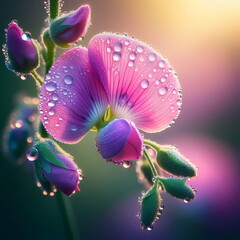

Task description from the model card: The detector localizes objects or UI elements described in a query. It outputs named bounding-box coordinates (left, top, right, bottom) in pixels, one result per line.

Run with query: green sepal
left=34, top=140, right=69, bottom=169
left=33, top=160, right=55, bottom=193
left=140, top=182, right=162, bottom=229
left=159, top=177, right=195, bottom=202
left=155, top=145, right=197, bottom=178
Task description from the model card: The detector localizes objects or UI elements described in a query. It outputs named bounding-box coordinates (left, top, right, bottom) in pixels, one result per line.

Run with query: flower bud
left=4, top=22, right=39, bottom=73
left=140, top=183, right=162, bottom=230
left=3, top=120, right=33, bottom=164
left=156, top=145, right=197, bottom=178
left=159, top=177, right=195, bottom=202
left=49, top=5, right=91, bottom=48
left=31, top=139, right=82, bottom=196
left=95, top=118, right=143, bottom=163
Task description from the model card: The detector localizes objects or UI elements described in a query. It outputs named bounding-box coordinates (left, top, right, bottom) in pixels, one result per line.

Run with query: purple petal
left=39, top=47, right=108, bottom=143
left=88, top=33, right=182, bottom=133
left=96, top=118, right=143, bottom=162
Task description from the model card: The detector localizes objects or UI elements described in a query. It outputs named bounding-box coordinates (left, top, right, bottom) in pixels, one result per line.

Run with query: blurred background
left=0, top=0, right=239, bottom=239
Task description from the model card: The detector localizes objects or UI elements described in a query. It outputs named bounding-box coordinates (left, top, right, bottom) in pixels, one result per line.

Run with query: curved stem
left=56, top=191, right=79, bottom=240
left=143, top=150, right=158, bottom=176
left=30, top=70, right=43, bottom=86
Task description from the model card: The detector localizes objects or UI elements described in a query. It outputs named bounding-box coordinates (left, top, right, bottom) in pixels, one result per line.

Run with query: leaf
left=140, top=182, right=162, bottom=230
left=159, top=177, right=195, bottom=202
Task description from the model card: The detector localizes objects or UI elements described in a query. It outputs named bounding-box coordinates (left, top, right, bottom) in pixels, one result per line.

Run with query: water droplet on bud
left=26, top=148, right=39, bottom=161
left=122, top=161, right=132, bottom=168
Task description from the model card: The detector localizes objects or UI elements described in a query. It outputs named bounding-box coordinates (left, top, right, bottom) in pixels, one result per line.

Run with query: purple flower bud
left=5, top=22, right=39, bottom=73
left=49, top=5, right=91, bottom=48
left=33, top=140, right=82, bottom=196
left=3, top=120, right=32, bottom=164
left=95, top=118, right=143, bottom=163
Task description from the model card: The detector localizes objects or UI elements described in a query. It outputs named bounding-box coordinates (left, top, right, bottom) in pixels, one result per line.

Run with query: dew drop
left=124, top=39, right=130, bottom=45
left=129, top=51, right=137, bottom=60
left=113, top=52, right=121, bottom=61
left=63, top=89, right=68, bottom=95
left=159, top=86, right=168, bottom=96
left=176, top=99, right=182, bottom=107
left=45, top=73, right=52, bottom=80
left=47, top=100, right=56, bottom=107
left=52, top=94, right=59, bottom=101
left=49, top=108, right=55, bottom=116
left=136, top=45, right=144, bottom=53
left=106, top=46, right=112, bottom=53
left=128, top=61, right=134, bottom=67
left=141, top=79, right=149, bottom=89
left=114, top=42, right=123, bottom=52
left=159, top=60, right=165, bottom=68
left=160, top=76, right=166, bottom=83
left=122, top=161, right=132, bottom=168
left=26, top=148, right=39, bottom=161
left=147, top=226, right=153, bottom=231
left=20, top=74, right=28, bottom=80
left=64, top=75, right=73, bottom=85
left=21, top=32, right=31, bottom=41
left=71, top=125, right=78, bottom=131
left=58, top=117, right=63, bottom=121
left=148, top=53, right=156, bottom=62
left=172, top=89, right=177, bottom=94
left=46, top=82, right=56, bottom=92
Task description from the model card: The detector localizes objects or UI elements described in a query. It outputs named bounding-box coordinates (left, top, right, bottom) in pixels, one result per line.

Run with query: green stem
left=144, top=140, right=160, bottom=152
left=49, top=0, right=60, bottom=20
left=30, top=70, right=43, bottom=86
left=56, top=191, right=79, bottom=240
left=143, top=150, right=158, bottom=177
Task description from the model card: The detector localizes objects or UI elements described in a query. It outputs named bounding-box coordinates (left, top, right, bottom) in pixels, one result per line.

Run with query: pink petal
left=39, top=47, right=108, bottom=143
left=88, top=33, right=182, bottom=133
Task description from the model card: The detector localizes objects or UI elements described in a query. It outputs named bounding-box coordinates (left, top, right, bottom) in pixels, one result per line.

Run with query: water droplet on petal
left=172, top=89, right=177, bottom=94
left=45, top=73, right=52, bottom=80
left=136, top=45, right=144, bottom=53
left=71, top=125, right=78, bottom=131
left=176, top=99, right=182, bottom=107
left=26, top=148, right=39, bottom=161
left=141, top=79, right=149, bottom=89
left=49, top=108, right=55, bottom=116
left=148, top=53, right=156, bottom=62
left=106, top=46, right=112, bottom=53
left=159, top=86, right=168, bottom=96
left=122, top=161, right=132, bottom=168
left=124, top=39, right=130, bottom=45
left=160, top=77, right=166, bottom=83
left=21, top=32, right=31, bottom=41
left=52, top=94, right=59, bottom=101
left=155, top=80, right=160, bottom=85
left=46, top=82, right=56, bottom=92
left=128, top=61, right=134, bottom=67
left=47, top=100, right=56, bottom=107
left=129, top=51, right=137, bottom=60
left=114, top=42, right=123, bottom=52
left=113, top=52, right=121, bottom=61
left=64, top=75, right=73, bottom=85
left=159, top=60, right=165, bottom=68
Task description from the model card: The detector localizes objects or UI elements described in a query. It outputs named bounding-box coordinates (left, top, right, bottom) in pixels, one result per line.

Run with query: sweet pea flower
left=4, top=22, right=39, bottom=73
left=39, top=33, right=181, bottom=163
left=49, top=5, right=91, bottom=48
left=28, top=139, right=82, bottom=196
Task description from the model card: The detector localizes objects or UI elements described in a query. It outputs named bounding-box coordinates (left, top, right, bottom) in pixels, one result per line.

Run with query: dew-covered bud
left=4, top=22, right=39, bottom=73
left=49, top=5, right=91, bottom=48
left=140, top=182, right=162, bottom=230
left=159, top=177, right=195, bottom=202
left=156, top=145, right=197, bottom=178
left=95, top=118, right=143, bottom=163
left=32, top=139, right=82, bottom=196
